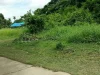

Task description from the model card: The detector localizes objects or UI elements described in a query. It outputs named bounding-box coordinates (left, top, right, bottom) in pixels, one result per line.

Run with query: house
left=11, top=22, right=25, bottom=27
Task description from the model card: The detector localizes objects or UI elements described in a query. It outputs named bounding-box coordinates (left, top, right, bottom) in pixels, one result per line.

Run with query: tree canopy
left=0, top=13, right=11, bottom=28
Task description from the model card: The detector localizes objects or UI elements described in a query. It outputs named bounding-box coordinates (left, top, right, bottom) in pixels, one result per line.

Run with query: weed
left=56, top=42, right=64, bottom=50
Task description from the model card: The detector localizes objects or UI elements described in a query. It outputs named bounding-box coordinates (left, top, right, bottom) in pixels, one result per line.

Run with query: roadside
left=0, top=57, right=70, bottom=75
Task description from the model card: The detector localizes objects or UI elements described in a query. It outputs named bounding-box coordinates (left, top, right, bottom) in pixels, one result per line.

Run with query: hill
left=34, top=0, right=100, bottom=26
left=22, top=0, right=100, bottom=43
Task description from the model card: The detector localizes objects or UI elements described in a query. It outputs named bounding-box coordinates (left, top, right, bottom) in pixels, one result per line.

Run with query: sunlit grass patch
left=0, top=27, right=27, bottom=40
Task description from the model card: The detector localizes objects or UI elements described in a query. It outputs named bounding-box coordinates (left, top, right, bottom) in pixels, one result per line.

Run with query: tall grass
left=37, top=23, right=100, bottom=43
left=67, top=23, right=100, bottom=43
left=0, top=28, right=27, bottom=40
left=1, top=23, right=100, bottom=43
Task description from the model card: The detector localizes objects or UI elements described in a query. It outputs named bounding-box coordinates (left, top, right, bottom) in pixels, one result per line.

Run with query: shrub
left=83, top=0, right=100, bottom=23
left=13, top=33, right=39, bottom=43
left=56, top=42, right=64, bottom=50
left=44, top=13, right=64, bottom=29
left=26, top=16, right=45, bottom=34
left=64, top=9, right=93, bottom=26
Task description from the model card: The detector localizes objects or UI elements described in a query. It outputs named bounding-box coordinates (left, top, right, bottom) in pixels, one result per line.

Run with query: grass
left=37, top=23, right=100, bottom=43
left=0, top=27, right=27, bottom=40
left=0, top=41, right=100, bottom=75
left=0, top=24, right=100, bottom=75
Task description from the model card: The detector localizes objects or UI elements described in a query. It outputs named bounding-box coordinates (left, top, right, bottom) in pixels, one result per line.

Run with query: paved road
left=0, top=57, right=70, bottom=75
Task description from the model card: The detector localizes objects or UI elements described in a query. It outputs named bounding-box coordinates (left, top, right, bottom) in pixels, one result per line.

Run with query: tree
left=13, top=16, right=16, bottom=21
left=34, top=8, right=42, bottom=15
left=26, top=15, right=45, bottom=34
left=0, top=13, right=4, bottom=19
left=0, top=13, right=11, bottom=28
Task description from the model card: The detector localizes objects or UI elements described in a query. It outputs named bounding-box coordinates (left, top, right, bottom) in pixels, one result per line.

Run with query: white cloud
left=0, top=0, right=16, bottom=5
left=0, top=0, right=51, bottom=21
left=30, top=0, right=51, bottom=8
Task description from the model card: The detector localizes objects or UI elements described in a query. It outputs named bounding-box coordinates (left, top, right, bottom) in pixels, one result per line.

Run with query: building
left=11, top=22, right=25, bottom=27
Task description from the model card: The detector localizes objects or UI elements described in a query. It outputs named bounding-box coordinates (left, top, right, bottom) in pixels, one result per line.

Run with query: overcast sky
left=0, top=0, right=51, bottom=20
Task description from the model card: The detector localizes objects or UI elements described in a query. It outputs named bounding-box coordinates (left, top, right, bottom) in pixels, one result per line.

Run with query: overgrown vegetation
left=26, top=15, right=45, bottom=33
left=56, top=42, right=64, bottom=50
left=67, top=24, right=100, bottom=43
left=22, top=0, right=100, bottom=35
left=0, top=0, right=100, bottom=75
left=0, top=28, right=100, bottom=75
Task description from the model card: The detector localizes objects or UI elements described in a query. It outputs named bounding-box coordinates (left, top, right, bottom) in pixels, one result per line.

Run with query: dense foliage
left=24, top=0, right=100, bottom=37
left=0, top=13, right=11, bottom=28
left=26, top=15, right=44, bottom=34
left=34, top=0, right=100, bottom=25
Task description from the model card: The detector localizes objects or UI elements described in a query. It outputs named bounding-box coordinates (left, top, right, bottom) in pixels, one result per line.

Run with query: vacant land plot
left=0, top=27, right=100, bottom=75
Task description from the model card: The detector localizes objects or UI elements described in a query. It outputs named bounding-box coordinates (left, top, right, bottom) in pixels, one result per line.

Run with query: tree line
left=0, top=13, right=11, bottom=29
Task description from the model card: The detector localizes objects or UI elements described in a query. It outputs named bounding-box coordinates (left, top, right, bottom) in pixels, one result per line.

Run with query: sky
left=0, top=0, right=51, bottom=20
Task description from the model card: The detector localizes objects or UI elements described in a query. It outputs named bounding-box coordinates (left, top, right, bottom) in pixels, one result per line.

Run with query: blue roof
left=11, top=22, right=25, bottom=27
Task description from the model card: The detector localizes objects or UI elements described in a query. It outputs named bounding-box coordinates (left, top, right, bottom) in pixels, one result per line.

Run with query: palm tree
left=13, top=16, right=16, bottom=21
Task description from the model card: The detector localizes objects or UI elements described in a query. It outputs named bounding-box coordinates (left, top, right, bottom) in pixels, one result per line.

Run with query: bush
left=83, top=0, right=100, bottom=23
left=64, top=9, right=93, bottom=26
left=13, top=33, right=39, bottom=43
left=56, top=42, right=64, bottom=50
left=26, top=16, right=45, bottom=34
left=44, top=13, right=65, bottom=29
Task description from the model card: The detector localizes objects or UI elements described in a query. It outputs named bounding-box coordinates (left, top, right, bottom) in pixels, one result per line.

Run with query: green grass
left=0, top=27, right=27, bottom=40
left=37, top=23, right=100, bottom=43
left=0, top=40, right=100, bottom=75
left=0, top=24, right=100, bottom=75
